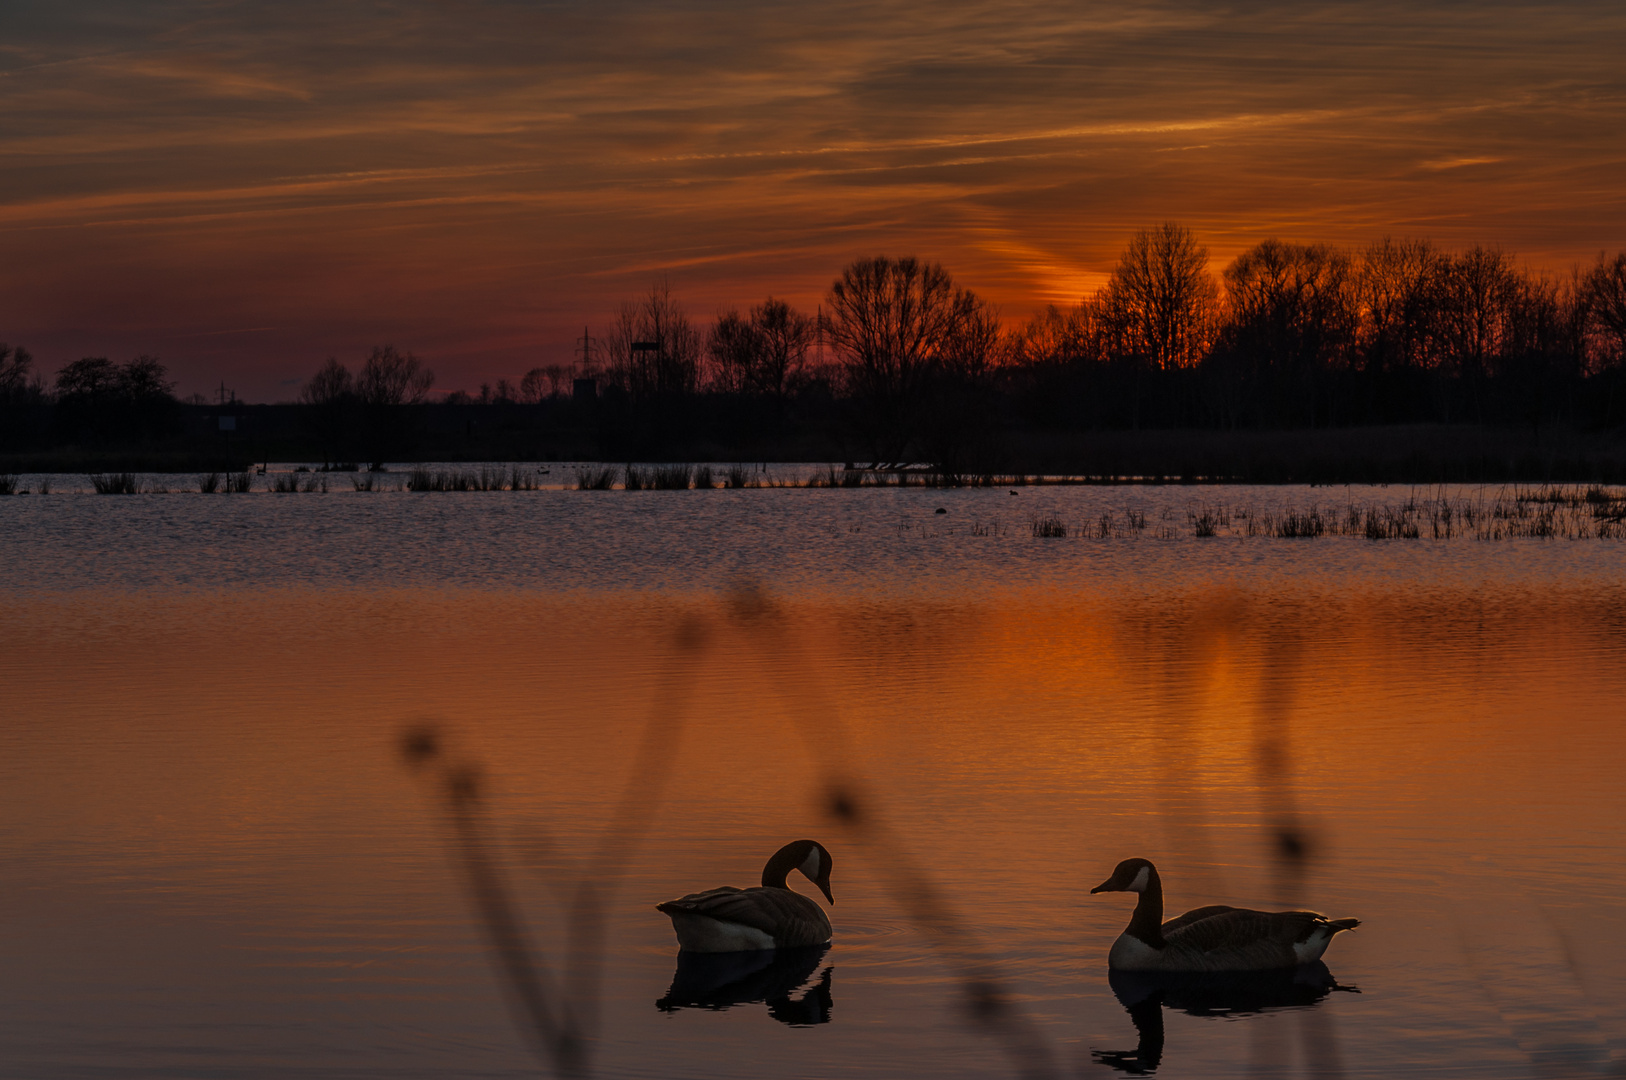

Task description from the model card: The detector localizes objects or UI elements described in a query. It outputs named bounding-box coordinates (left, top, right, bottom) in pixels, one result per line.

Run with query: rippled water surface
left=3, top=480, right=1625, bottom=1078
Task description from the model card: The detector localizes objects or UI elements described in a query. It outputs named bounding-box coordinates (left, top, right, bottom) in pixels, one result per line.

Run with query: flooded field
left=2, top=477, right=1624, bottom=1078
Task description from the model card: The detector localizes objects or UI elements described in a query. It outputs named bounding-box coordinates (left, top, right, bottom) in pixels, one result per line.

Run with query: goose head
left=1090, top=857, right=1156, bottom=894
left=765, top=839, right=835, bottom=904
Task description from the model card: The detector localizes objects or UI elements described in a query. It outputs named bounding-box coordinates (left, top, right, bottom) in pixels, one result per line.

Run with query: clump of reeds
left=198, top=472, right=222, bottom=493
left=1191, top=509, right=1218, bottom=538
left=1030, top=515, right=1067, bottom=538
left=576, top=466, right=616, bottom=490
left=724, top=465, right=751, bottom=489
left=301, top=473, right=328, bottom=493
left=37, top=478, right=50, bottom=494
left=90, top=472, right=139, bottom=495
left=225, top=471, right=253, bottom=493
left=270, top=472, right=301, bottom=493
left=623, top=465, right=649, bottom=491
left=352, top=472, right=380, bottom=491
left=1274, top=510, right=1325, bottom=538
left=693, top=465, right=714, bottom=489
left=651, top=464, right=693, bottom=490
left=508, top=467, right=536, bottom=491
left=1125, top=509, right=1147, bottom=532
left=0, top=474, right=18, bottom=495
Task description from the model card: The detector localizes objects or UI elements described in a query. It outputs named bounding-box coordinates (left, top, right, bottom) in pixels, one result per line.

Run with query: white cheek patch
left=1128, top=865, right=1150, bottom=893
left=800, top=846, right=822, bottom=878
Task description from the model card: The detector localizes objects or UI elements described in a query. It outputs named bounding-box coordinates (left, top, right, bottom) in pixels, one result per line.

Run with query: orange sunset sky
left=3, top=0, right=1624, bottom=400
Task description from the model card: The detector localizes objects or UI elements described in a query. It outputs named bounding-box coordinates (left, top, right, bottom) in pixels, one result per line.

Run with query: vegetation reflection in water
left=4, top=572, right=1624, bottom=1079
left=401, top=588, right=1373, bottom=1080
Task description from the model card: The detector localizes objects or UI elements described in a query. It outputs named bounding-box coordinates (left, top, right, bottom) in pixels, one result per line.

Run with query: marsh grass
left=724, top=465, right=752, bottom=489
left=651, top=464, right=693, bottom=490
left=1030, top=515, right=1067, bottom=538
left=576, top=466, right=616, bottom=490
left=0, top=474, right=17, bottom=495
left=270, top=473, right=302, bottom=493
left=622, top=465, right=649, bottom=491
left=224, top=471, right=253, bottom=493
left=693, top=465, right=714, bottom=489
left=90, top=472, right=139, bottom=495
left=37, top=477, right=50, bottom=494
left=198, top=472, right=221, bottom=493
left=301, top=473, right=329, bottom=493
left=352, top=472, right=381, bottom=492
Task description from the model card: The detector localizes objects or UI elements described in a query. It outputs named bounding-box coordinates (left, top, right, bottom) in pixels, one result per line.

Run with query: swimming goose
left=1091, top=858, right=1359, bottom=972
left=657, top=840, right=834, bottom=952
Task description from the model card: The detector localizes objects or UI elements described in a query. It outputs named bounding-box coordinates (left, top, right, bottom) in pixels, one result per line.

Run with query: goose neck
left=1125, top=869, right=1166, bottom=948
left=761, top=847, right=798, bottom=890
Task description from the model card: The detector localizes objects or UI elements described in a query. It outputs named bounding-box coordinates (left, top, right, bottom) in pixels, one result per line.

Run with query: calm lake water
left=3, top=475, right=1625, bottom=1079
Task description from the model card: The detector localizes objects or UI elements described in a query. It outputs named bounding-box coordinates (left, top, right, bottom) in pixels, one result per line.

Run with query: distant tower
left=573, top=325, right=599, bottom=404
left=574, top=326, right=598, bottom=378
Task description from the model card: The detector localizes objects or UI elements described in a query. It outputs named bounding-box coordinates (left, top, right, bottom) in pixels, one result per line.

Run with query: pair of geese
left=659, top=840, right=1359, bottom=972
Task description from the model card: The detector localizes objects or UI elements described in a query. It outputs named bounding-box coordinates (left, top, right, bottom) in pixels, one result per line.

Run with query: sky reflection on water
left=2, top=490, right=1624, bottom=1078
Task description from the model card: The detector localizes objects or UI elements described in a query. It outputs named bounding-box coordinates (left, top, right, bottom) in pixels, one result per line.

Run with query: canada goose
left=1091, top=858, right=1359, bottom=972
left=657, top=840, right=834, bottom=952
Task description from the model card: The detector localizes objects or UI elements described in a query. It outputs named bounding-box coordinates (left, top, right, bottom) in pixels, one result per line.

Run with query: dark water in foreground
left=3, top=484, right=1625, bottom=1078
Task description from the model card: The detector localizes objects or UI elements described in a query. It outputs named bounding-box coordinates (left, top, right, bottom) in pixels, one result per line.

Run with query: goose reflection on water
left=656, top=945, right=834, bottom=1026
left=1092, top=961, right=1358, bottom=1074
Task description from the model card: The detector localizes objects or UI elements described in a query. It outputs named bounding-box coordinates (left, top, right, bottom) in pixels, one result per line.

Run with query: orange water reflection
left=3, top=585, right=1625, bottom=1077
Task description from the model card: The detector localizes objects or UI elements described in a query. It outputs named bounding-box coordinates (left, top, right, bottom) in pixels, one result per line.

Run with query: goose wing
left=657, top=886, right=831, bottom=946
left=1160, top=905, right=1237, bottom=935
left=1165, top=907, right=1335, bottom=954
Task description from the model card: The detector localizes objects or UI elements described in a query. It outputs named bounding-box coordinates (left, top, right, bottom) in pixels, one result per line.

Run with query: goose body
left=658, top=840, right=834, bottom=953
left=1091, top=858, right=1359, bottom=972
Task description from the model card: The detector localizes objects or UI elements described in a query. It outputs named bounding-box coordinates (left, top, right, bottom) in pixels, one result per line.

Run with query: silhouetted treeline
left=6, top=228, right=1626, bottom=476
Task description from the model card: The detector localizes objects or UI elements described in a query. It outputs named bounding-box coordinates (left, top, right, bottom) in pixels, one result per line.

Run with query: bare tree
left=1582, top=251, right=1626, bottom=370
left=519, top=365, right=573, bottom=404
left=823, top=256, right=984, bottom=458
left=1009, top=303, right=1107, bottom=367
left=299, top=357, right=356, bottom=465
left=604, top=282, right=701, bottom=398
left=355, top=345, right=434, bottom=407
left=0, top=344, right=36, bottom=399
left=1218, top=239, right=1357, bottom=425
left=354, top=345, right=433, bottom=464
left=1355, top=238, right=1445, bottom=374
left=706, top=297, right=815, bottom=397
left=1097, top=224, right=1218, bottom=371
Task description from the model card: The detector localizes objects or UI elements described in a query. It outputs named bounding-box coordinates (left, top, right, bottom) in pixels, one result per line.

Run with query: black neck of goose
left=761, top=846, right=802, bottom=890
left=1126, top=869, right=1166, bottom=948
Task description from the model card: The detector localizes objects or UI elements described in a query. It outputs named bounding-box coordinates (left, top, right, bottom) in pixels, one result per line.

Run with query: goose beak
left=817, top=879, right=834, bottom=905
left=1090, top=879, right=1115, bottom=894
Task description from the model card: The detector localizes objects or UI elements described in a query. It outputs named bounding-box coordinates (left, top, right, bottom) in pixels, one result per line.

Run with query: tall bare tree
left=1097, top=224, right=1218, bottom=371
left=823, top=256, right=986, bottom=458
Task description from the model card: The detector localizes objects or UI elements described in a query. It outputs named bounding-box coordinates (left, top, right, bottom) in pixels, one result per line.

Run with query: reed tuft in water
left=224, top=471, right=253, bottom=493
left=90, top=472, right=139, bottom=495
left=1030, top=515, right=1067, bottom=538
left=198, top=472, right=221, bottom=493
left=576, top=466, right=616, bottom=490
left=0, top=474, right=17, bottom=495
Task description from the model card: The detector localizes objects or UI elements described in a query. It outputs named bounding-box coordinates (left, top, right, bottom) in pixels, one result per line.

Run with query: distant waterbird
left=1091, top=858, right=1359, bottom=972
left=657, top=840, right=834, bottom=952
